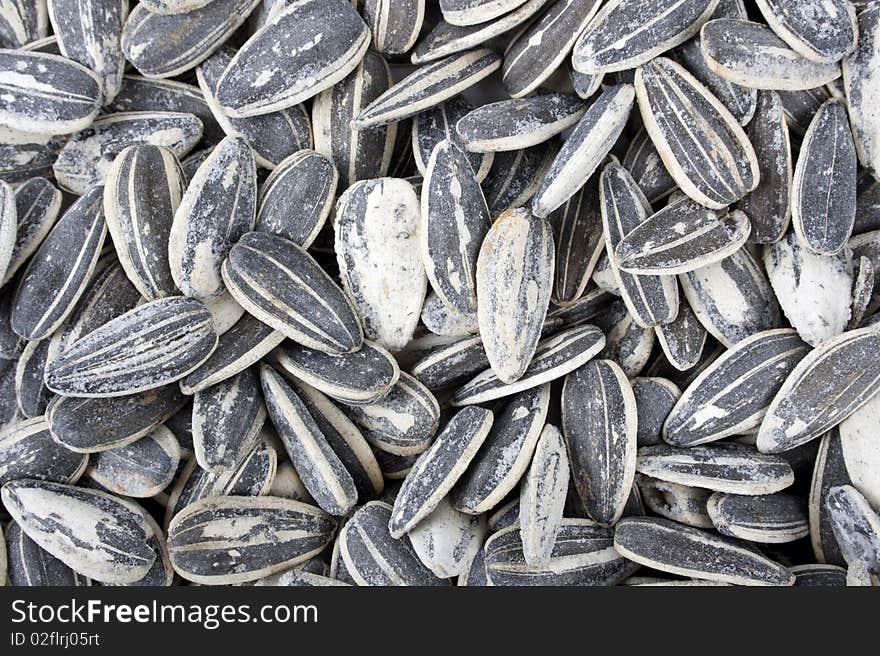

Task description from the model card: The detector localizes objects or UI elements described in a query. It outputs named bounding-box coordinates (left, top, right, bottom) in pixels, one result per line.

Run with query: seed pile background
left=0, top=0, right=878, bottom=587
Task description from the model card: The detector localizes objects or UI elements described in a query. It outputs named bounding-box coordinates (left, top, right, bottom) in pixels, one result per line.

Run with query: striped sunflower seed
left=632, top=377, right=681, bottom=446
left=86, top=425, right=180, bottom=498
left=119, top=510, right=173, bottom=587
left=45, top=296, right=218, bottom=398
left=849, top=256, right=875, bottom=329
left=637, top=443, right=795, bottom=495
left=843, top=5, right=880, bottom=180
left=11, top=185, right=106, bottom=341
left=0, top=0, right=48, bottom=48
left=757, top=327, right=880, bottom=453
left=482, top=142, right=555, bottom=216
left=655, top=297, right=708, bottom=372
left=706, top=491, right=809, bottom=543
left=169, top=136, right=256, bottom=300
left=476, top=207, right=554, bottom=383
left=1, top=479, right=156, bottom=584
left=274, top=339, right=399, bottom=407
left=0, top=358, right=18, bottom=429
left=0, top=129, right=65, bottom=185
left=103, top=144, right=184, bottom=300
left=412, top=98, right=493, bottom=183
left=5, top=521, right=91, bottom=586
left=407, top=496, right=485, bottom=579
left=810, top=430, right=852, bottom=566
left=614, top=516, right=795, bottom=585
left=0, top=415, right=86, bottom=486
left=15, top=339, right=53, bottom=417
left=440, top=0, right=527, bottom=26
left=635, top=56, right=759, bottom=209
left=637, top=475, right=714, bottom=528
left=485, top=519, right=638, bottom=586
left=222, top=231, right=364, bottom=355
left=452, top=384, right=549, bottom=514
left=754, top=0, right=857, bottom=64
left=0, top=49, right=101, bottom=134
left=139, top=1, right=215, bottom=14
left=167, top=495, right=335, bottom=585
left=362, top=0, right=424, bottom=55
left=562, top=359, right=637, bottom=525
left=826, top=484, right=880, bottom=573
left=622, top=129, right=676, bottom=204
left=410, top=334, right=488, bottom=391
left=791, top=563, right=847, bottom=587
left=421, top=291, right=479, bottom=337
left=518, top=423, right=568, bottom=566
left=663, top=329, right=808, bottom=447
left=572, top=0, right=720, bottom=74
left=791, top=99, right=857, bottom=256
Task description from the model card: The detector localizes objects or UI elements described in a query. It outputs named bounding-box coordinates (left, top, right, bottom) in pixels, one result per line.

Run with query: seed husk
left=843, top=5, right=880, bottom=180
left=86, top=425, right=180, bottom=498
left=0, top=415, right=86, bottom=486
left=5, top=521, right=92, bottom=586
left=707, top=491, right=809, bottom=543
left=754, top=0, right=857, bottom=64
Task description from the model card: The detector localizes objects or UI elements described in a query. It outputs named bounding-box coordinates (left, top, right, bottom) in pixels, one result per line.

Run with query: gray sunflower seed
left=810, top=429, right=851, bottom=566
left=53, top=111, right=203, bottom=195
left=45, top=296, right=218, bottom=398
left=485, top=519, right=637, bottom=586
left=5, top=521, right=91, bottom=586
left=614, top=516, right=795, bottom=585
left=362, top=0, right=424, bottom=55
left=47, top=384, right=187, bottom=453
left=440, top=0, right=526, bottom=26
left=457, top=93, right=587, bottom=153
left=778, top=85, right=832, bottom=133
left=421, top=292, right=479, bottom=337
left=86, top=425, right=180, bottom=498
left=103, top=144, right=184, bottom=300
left=452, top=324, right=605, bottom=406
left=791, top=99, right=857, bottom=255
left=118, top=510, right=173, bottom=587
left=599, top=162, right=679, bottom=328
left=572, top=0, right=720, bottom=74
left=547, top=285, right=614, bottom=329
left=562, top=359, right=637, bottom=525
left=457, top=543, right=487, bottom=586
left=754, top=0, right=857, bottom=64
left=410, top=334, right=488, bottom=391
left=1, top=479, right=156, bottom=584
left=390, top=405, right=493, bottom=536
left=216, top=0, right=368, bottom=118
left=260, top=366, right=358, bottom=516
left=312, top=50, right=395, bottom=190
left=255, top=150, right=336, bottom=249
left=700, top=18, right=842, bottom=91
left=477, top=207, right=554, bottom=383
left=0, top=357, right=18, bottom=429
left=791, top=563, right=847, bottom=587
left=222, top=231, right=364, bottom=355
left=169, top=136, right=256, bottom=301
left=121, top=0, right=261, bottom=79
left=274, top=339, right=399, bottom=407
left=408, top=496, right=485, bottom=578
left=375, top=449, right=419, bottom=480
left=655, top=297, right=707, bottom=372
left=0, top=415, right=86, bottom=486
left=532, top=84, right=634, bottom=218
left=637, top=443, right=795, bottom=495
left=519, top=423, right=568, bottom=566
left=843, top=5, right=880, bottom=180
left=680, top=247, right=782, bottom=347
left=453, top=384, right=550, bottom=514
left=15, top=338, right=52, bottom=417
left=413, top=98, right=493, bottom=183
left=353, top=48, right=502, bottom=129
left=635, top=57, right=759, bottom=209
left=707, top=491, right=809, bottom=543
left=664, top=329, right=808, bottom=447
left=622, top=129, right=676, bottom=204
left=637, top=475, right=714, bottom=528
left=339, top=501, right=447, bottom=585
left=765, top=232, right=853, bottom=346
left=4, top=178, right=59, bottom=286
left=421, top=139, right=490, bottom=315
left=196, top=48, right=312, bottom=170
left=0, top=50, right=101, bottom=134
left=738, top=91, right=792, bottom=244
left=502, top=0, right=602, bottom=97
left=11, top=185, right=106, bottom=341
left=342, top=372, right=439, bottom=456
left=0, top=129, right=65, bottom=185
left=0, top=0, right=48, bottom=48
left=633, top=377, right=681, bottom=446
left=482, top=142, right=555, bottom=216
left=827, top=484, right=880, bottom=573
left=167, top=495, right=335, bottom=585
left=192, top=368, right=265, bottom=472
left=47, top=0, right=127, bottom=103
left=757, top=327, right=880, bottom=453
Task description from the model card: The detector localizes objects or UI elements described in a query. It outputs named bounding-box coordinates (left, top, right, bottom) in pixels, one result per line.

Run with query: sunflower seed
left=274, top=339, right=399, bottom=407
left=547, top=285, right=614, bottom=329
left=843, top=5, right=880, bottom=180
left=453, top=387, right=547, bottom=516
left=0, top=0, right=48, bottom=48
left=45, top=296, right=218, bottom=398
left=412, top=98, right=493, bottom=183
left=614, top=516, right=795, bottom=585
left=167, top=495, right=335, bottom=585
left=223, top=231, right=364, bottom=355
left=15, top=338, right=52, bottom=417
left=637, top=443, right=795, bottom=495
left=826, top=484, right=880, bottom=573
left=441, top=0, right=527, bottom=26
left=482, top=142, right=555, bottom=216
left=0, top=129, right=65, bottom=184
left=637, top=475, right=714, bottom=528
left=632, top=377, right=680, bottom=447
left=103, top=145, right=184, bottom=300
left=1, top=479, right=156, bottom=584
left=0, top=180, right=15, bottom=283
left=140, top=0, right=215, bottom=14
left=519, top=423, right=568, bottom=566
left=121, top=0, right=261, bottom=79
left=11, top=185, right=106, bottom=341
left=0, top=50, right=101, bottom=134
left=485, top=519, right=637, bottom=586
left=362, top=0, right=424, bottom=55
left=809, top=429, right=851, bottom=565
left=791, top=563, right=847, bottom=587
left=622, top=129, right=676, bottom=204
left=680, top=247, right=781, bottom=347
left=53, top=111, right=203, bottom=195
left=838, top=392, right=880, bottom=512
left=572, top=0, right=720, bottom=74
left=754, top=0, right=857, bottom=64
left=410, top=334, right=488, bottom=391
left=421, top=291, right=479, bottom=337
left=700, top=19, right=842, bottom=91
left=86, top=425, right=180, bottom=498
left=407, top=496, right=485, bottom=578
left=707, top=491, right=809, bottom=543
left=849, top=257, right=874, bottom=329
left=353, top=48, right=502, bottom=129
left=655, top=298, right=707, bottom=372
left=664, top=329, right=808, bottom=447
left=5, top=521, right=91, bottom=586
left=0, top=415, right=85, bottom=486
left=255, top=570, right=349, bottom=587
left=375, top=449, right=419, bottom=481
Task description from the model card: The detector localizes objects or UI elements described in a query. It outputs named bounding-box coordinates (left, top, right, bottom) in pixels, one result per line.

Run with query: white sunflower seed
left=843, top=5, right=880, bottom=180
left=519, top=423, right=568, bottom=566
left=408, top=495, right=485, bottom=579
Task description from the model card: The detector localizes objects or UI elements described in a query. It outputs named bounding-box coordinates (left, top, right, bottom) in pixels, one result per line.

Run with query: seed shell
left=407, top=496, right=485, bottom=578
left=654, top=298, right=707, bottom=372
left=519, top=423, right=568, bottom=566
left=843, top=6, right=880, bottom=180
left=622, top=129, right=676, bottom=203
left=412, top=97, right=493, bottom=183
left=440, top=0, right=527, bottom=26
left=707, top=491, right=809, bottom=543
left=0, top=415, right=86, bottom=486
left=791, top=563, right=847, bottom=587
left=482, top=142, right=555, bottom=216
left=15, top=338, right=52, bottom=417
left=826, top=484, right=880, bottom=572
left=362, top=0, right=424, bottom=55
left=86, top=425, right=180, bottom=498
left=5, top=521, right=91, bottom=586
left=633, top=377, right=680, bottom=447
left=0, top=180, right=15, bottom=283
left=0, top=0, right=48, bottom=48
left=809, top=429, right=851, bottom=566
left=0, top=129, right=65, bottom=185
left=754, top=0, right=857, bottom=64
left=637, top=475, right=714, bottom=528
left=421, top=292, right=479, bottom=337
left=410, top=334, right=489, bottom=391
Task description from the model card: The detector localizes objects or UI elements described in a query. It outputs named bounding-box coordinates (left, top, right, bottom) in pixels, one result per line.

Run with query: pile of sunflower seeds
left=0, top=0, right=878, bottom=588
